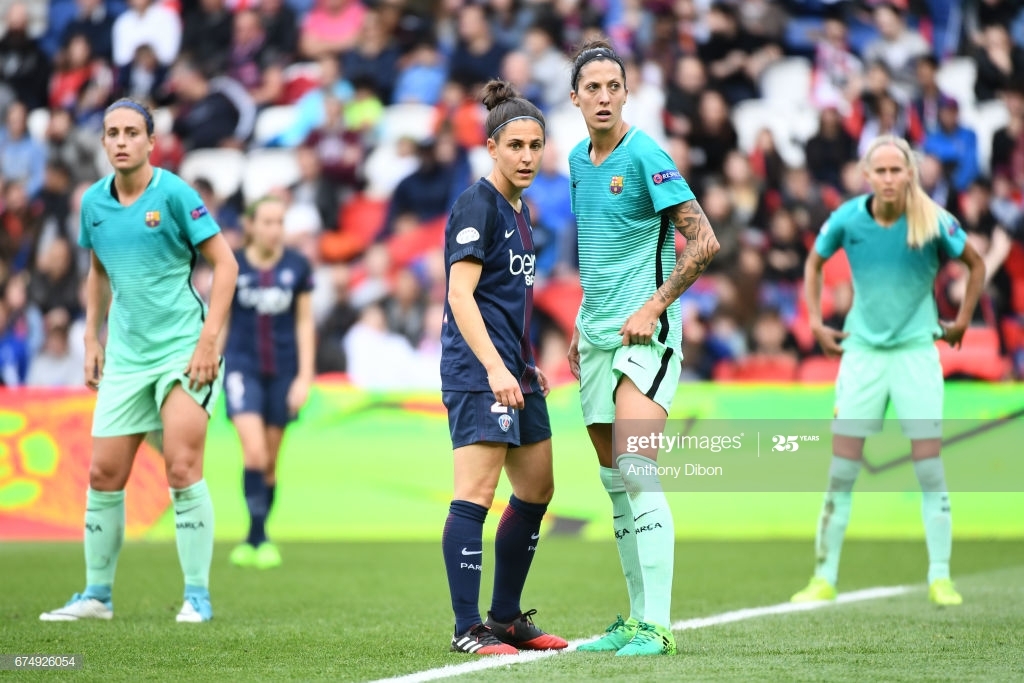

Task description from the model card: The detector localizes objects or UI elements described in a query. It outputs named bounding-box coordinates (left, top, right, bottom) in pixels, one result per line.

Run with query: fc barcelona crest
left=609, top=176, right=624, bottom=195
left=145, top=211, right=161, bottom=228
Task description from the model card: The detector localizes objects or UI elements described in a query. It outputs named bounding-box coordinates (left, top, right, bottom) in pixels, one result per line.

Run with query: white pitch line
left=370, top=585, right=913, bottom=683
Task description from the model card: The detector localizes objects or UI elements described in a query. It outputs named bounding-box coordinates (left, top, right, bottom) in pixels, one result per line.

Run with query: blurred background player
left=440, top=79, right=566, bottom=656
left=792, top=135, right=984, bottom=607
left=567, top=39, right=719, bottom=657
left=40, top=97, right=238, bottom=623
left=225, top=196, right=315, bottom=570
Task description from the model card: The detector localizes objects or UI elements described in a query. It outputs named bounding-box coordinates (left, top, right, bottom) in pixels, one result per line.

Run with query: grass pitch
left=3, top=539, right=1023, bottom=681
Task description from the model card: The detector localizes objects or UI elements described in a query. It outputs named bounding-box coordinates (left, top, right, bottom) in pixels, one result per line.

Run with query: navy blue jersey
left=441, top=179, right=541, bottom=394
left=224, top=248, right=314, bottom=377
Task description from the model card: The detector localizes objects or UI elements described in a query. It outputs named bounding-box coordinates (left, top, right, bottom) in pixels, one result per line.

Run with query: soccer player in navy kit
left=40, top=98, right=238, bottom=623
left=224, top=196, right=315, bottom=570
left=440, top=80, right=567, bottom=656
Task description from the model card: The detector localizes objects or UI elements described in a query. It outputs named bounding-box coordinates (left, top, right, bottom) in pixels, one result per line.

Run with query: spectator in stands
left=779, top=165, right=834, bottom=237
left=0, top=2, right=51, bottom=110
left=0, top=102, right=47, bottom=199
left=383, top=266, right=427, bottom=347
left=433, top=79, right=486, bottom=152
left=856, top=92, right=912, bottom=157
left=917, top=151, right=959, bottom=215
left=525, top=138, right=574, bottom=280
left=228, top=9, right=286, bottom=108
left=448, top=2, right=508, bottom=94
left=806, top=106, right=857, bottom=189
left=314, top=263, right=358, bottom=373
left=288, top=145, right=339, bottom=232
left=909, top=55, right=947, bottom=136
left=972, top=23, right=1024, bottom=103
left=193, top=177, right=242, bottom=246
left=61, top=0, right=117, bottom=63
left=391, top=39, right=447, bottom=106
left=991, top=82, right=1024, bottom=187
left=747, top=129, right=786, bottom=193
left=2, top=271, right=43, bottom=364
left=277, top=54, right=354, bottom=147
left=762, top=207, right=808, bottom=320
left=810, top=13, right=863, bottom=113
left=300, top=0, right=367, bottom=60
left=699, top=2, right=781, bottom=105
left=33, top=160, right=74, bottom=255
left=25, top=307, right=81, bottom=387
left=686, top=89, right=739, bottom=182
left=181, top=0, right=233, bottom=75
left=342, top=301, right=438, bottom=389
left=383, top=132, right=469, bottom=237
left=862, top=2, right=931, bottom=103
left=699, top=181, right=745, bottom=276
left=303, top=94, right=365, bottom=203
left=259, top=0, right=299, bottom=59
left=665, top=54, right=706, bottom=138
left=723, top=149, right=769, bottom=228
left=0, top=299, right=31, bottom=387
left=50, top=34, right=100, bottom=111
left=28, top=236, right=81, bottom=317
left=340, top=8, right=401, bottom=105
left=499, top=50, right=544, bottom=116
left=169, top=56, right=246, bottom=150
left=522, top=19, right=570, bottom=113
left=621, top=57, right=669, bottom=149
left=922, top=96, right=979, bottom=192
left=115, top=44, right=169, bottom=106
left=748, top=307, right=800, bottom=362
left=112, top=0, right=182, bottom=68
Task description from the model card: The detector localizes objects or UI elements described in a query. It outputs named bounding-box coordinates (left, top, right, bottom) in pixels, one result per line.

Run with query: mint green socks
left=814, top=456, right=861, bottom=586
left=600, top=466, right=645, bottom=622
left=617, top=454, right=675, bottom=628
left=914, top=457, right=952, bottom=583
left=84, top=488, right=125, bottom=600
left=171, top=480, right=215, bottom=590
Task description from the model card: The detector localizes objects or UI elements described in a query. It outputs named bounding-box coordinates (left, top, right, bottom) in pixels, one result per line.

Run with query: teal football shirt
left=79, top=168, right=221, bottom=371
left=815, top=194, right=967, bottom=350
left=569, top=127, right=696, bottom=351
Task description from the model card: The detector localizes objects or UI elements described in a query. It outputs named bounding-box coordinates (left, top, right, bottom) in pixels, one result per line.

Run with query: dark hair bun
left=480, top=80, right=521, bottom=111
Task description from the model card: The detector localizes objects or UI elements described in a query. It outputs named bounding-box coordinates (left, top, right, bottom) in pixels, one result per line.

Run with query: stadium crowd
left=1, top=0, right=1023, bottom=389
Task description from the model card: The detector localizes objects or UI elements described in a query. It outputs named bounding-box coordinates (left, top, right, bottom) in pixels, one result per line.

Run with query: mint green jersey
left=569, top=127, right=695, bottom=351
left=815, top=194, right=967, bottom=349
left=79, top=169, right=221, bottom=371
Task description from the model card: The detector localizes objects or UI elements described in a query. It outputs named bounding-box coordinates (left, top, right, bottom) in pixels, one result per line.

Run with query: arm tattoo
left=653, top=199, right=720, bottom=305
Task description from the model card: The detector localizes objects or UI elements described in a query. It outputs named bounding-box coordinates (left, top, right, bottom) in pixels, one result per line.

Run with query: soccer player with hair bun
left=440, top=79, right=567, bottom=656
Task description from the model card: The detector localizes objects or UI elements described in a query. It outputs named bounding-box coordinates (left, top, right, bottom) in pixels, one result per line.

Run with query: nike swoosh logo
left=505, top=229, right=516, bottom=238
left=634, top=509, right=656, bottom=522
left=177, top=505, right=201, bottom=515
left=627, top=358, right=644, bottom=368
left=461, top=548, right=483, bottom=556
left=612, top=514, right=624, bottom=519
left=530, top=532, right=540, bottom=539
left=92, top=220, right=104, bottom=226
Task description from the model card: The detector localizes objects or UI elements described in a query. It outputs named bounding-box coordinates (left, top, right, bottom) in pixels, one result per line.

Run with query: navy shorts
left=224, top=370, right=295, bottom=427
left=442, top=390, right=552, bottom=449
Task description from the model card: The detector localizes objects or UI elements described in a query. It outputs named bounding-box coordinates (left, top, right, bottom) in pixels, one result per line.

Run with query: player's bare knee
left=88, top=462, right=129, bottom=491
left=163, top=454, right=203, bottom=489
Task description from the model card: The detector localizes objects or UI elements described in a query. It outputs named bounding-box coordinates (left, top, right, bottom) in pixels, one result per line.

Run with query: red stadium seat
left=937, top=326, right=1012, bottom=380
left=797, top=355, right=841, bottom=383
left=713, top=355, right=799, bottom=382
left=319, top=194, right=388, bottom=263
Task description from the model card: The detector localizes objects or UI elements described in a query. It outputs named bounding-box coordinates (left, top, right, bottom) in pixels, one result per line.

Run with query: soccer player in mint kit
left=225, top=196, right=315, bottom=570
left=441, top=80, right=567, bottom=656
left=791, top=135, right=984, bottom=607
left=567, top=39, right=719, bottom=656
left=40, top=98, right=238, bottom=623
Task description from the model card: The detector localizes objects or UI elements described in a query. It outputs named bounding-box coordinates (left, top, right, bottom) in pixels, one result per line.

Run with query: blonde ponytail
left=862, top=135, right=940, bottom=248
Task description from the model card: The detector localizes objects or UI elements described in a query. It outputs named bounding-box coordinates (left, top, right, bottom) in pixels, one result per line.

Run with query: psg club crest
left=144, top=210, right=161, bottom=228
left=497, top=414, right=513, bottom=433
left=609, top=176, right=624, bottom=195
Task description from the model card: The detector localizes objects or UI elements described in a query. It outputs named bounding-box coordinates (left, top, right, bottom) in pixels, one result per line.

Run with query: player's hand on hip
left=939, top=320, right=967, bottom=349
left=488, top=366, right=525, bottom=410
left=287, top=376, right=312, bottom=416
left=84, top=339, right=104, bottom=391
left=185, top=336, right=220, bottom=390
left=619, top=308, right=658, bottom=347
left=811, top=324, right=848, bottom=358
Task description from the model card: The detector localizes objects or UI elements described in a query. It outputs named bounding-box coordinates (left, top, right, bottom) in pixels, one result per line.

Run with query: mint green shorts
left=578, top=333, right=681, bottom=425
left=91, top=358, right=224, bottom=437
left=833, top=344, right=943, bottom=439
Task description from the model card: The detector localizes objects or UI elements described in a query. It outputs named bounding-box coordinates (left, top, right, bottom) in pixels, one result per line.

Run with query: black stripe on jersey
left=645, top=347, right=674, bottom=401
left=186, top=241, right=206, bottom=323
left=655, top=213, right=670, bottom=344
